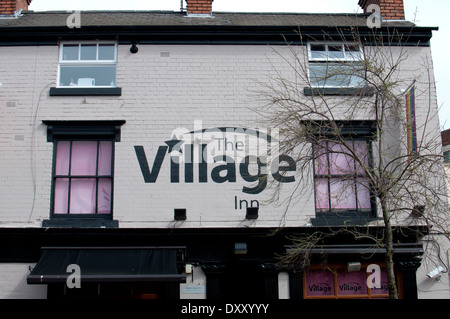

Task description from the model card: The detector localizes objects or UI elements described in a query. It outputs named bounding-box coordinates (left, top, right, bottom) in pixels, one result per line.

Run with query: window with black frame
left=310, top=122, right=378, bottom=226
left=43, top=121, right=125, bottom=224
left=52, top=139, right=114, bottom=217
left=313, top=138, right=372, bottom=213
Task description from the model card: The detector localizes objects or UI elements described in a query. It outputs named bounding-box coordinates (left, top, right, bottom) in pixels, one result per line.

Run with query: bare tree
left=254, top=28, right=449, bottom=299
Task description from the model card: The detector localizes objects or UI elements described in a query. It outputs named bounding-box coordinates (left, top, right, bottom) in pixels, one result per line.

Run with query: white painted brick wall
left=0, top=44, right=441, bottom=229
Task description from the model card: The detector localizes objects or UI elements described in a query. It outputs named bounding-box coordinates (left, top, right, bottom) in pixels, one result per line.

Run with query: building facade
left=0, top=0, right=447, bottom=299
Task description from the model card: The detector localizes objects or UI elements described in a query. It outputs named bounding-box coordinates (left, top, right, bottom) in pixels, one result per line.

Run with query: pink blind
left=314, top=140, right=370, bottom=211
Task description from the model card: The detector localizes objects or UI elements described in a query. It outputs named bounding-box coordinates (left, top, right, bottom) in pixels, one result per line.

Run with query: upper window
left=58, top=42, right=117, bottom=88
left=444, top=150, right=450, bottom=163
left=313, top=138, right=372, bottom=214
left=308, top=43, right=364, bottom=88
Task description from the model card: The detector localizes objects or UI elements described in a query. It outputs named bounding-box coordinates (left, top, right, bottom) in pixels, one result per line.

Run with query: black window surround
left=42, top=120, right=125, bottom=228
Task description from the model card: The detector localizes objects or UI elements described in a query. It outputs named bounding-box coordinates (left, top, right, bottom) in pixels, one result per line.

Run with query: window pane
left=314, top=143, right=329, bottom=175
left=98, top=178, right=112, bottom=214
left=54, top=178, right=69, bottom=214
left=98, top=44, right=115, bottom=60
left=305, top=270, right=334, bottom=296
left=71, top=141, right=98, bottom=176
left=98, top=141, right=112, bottom=175
left=337, top=269, right=368, bottom=295
left=59, top=65, right=116, bottom=87
left=444, top=151, right=450, bottom=163
left=356, top=178, right=371, bottom=209
left=70, top=178, right=96, bottom=214
left=310, top=44, right=326, bottom=59
left=309, top=64, right=351, bottom=87
left=330, top=178, right=356, bottom=209
left=309, top=63, right=364, bottom=87
left=345, top=45, right=362, bottom=60
left=329, top=142, right=354, bottom=175
left=62, top=44, right=79, bottom=61
left=309, top=64, right=327, bottom=86
left=328, top=45, right=345, bottom=59
left=353, top=140, right=369, bottom=174
left=345, top=44, right=360, bottom=52
left=324, top=65, right=353, bottom=86
left=315, top=178, right=330, bottom=210
left=80, top=44, right=97, bottom=60
left=348, top=74, right=365, bottom=87
left=55, top=141, right=71, bottom=175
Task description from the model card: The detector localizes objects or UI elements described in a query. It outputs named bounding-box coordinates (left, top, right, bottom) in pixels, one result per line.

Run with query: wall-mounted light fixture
left=130, top=42, right=138, bottom=54
left=347, top=262, right=361, bottom=272
left=411, top=205, right=425, bottom=218
left=174, top=208, right=187, bottom=221
left=246, top=207, right=258, bottom=220
left=427, top=266, right=444, bottom=280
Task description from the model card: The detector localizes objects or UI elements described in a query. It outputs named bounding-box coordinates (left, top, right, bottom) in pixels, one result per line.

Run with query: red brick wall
left=0, top=0, right=32, bottom=15
left=186, top=0, right=213, bottom=15
left=359, top=0, right=405, bottom=20
left=442, top=129, right=450, bottom=147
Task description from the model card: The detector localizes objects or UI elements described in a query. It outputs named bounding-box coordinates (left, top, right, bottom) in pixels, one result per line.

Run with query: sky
left=28, top=0, right=450, bottom=130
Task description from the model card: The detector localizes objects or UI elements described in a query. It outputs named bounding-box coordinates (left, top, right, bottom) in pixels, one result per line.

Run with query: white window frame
left=307, top=42, right=364, bottom=88
left=58, top=41, right=118, bottom=88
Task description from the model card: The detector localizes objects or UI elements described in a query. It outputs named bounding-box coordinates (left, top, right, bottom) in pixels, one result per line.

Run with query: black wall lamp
left=130, top=42, right=139, bottom=54
left=174, top=208, right=187, bottom=221
left=411, top=205, right=425, bottom=218
left=246, top=207, right=259, bottom=220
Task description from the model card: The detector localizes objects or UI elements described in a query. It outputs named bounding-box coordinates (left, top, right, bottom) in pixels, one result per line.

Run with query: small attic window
left=58, top=42, right=117, bottom=88
left=308, top=43, right=365, bottom=88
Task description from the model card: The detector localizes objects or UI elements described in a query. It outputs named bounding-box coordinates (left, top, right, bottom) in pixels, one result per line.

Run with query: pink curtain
left=55, top=141, right=70, bottom=175
left=54, top=141, right=112, bottom=215
left=330, top=179, right=357, bottom=209
left=314, top=140, right=370, bottom=211
left=97, top=178, right=112, bottom=214
left=71, top=141, right=98, bottom=175
left=54, top=178, right=69, bottom=214
left=98, top=141, right=112, bottom=175
left=315, top=178, right=330, bottom=210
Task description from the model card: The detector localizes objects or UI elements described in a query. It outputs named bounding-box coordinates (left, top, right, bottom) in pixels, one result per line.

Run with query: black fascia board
left=0, top=25, right=437, bottom=46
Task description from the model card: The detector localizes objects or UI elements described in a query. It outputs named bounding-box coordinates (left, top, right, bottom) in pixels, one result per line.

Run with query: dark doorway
left=221, top=261, right=266, bottom=299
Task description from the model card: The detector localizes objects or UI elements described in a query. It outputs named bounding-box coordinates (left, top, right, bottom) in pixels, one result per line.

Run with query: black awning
left=27, top=247, right=186, bottom=284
